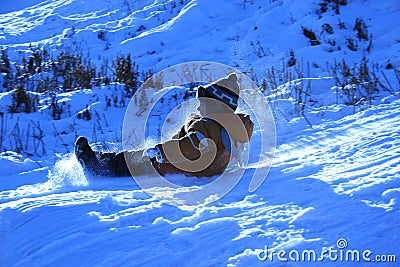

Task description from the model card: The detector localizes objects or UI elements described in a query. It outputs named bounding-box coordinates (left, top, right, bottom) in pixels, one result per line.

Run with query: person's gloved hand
left=144, top=146, right=164, bottom=163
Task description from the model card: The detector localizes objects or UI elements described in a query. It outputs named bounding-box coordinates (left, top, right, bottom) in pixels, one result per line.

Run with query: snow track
left=0, top=0, right=196, bottom=48
left=275, top=99, right=400, bottom=210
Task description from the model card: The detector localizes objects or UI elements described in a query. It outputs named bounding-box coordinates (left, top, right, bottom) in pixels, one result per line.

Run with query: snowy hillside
left=1, top=0, right=400, bottom=266
left=1, top=0, right=399, bottom=71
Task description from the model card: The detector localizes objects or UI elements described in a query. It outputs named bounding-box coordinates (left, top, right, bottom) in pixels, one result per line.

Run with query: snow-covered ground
left=1, top=0, right=399, bottom=266
left=1, top=93, right=399, bottom=266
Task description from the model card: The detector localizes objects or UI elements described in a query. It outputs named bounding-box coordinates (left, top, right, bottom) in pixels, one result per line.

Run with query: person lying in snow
left=74, top=73, right=254, bottom=177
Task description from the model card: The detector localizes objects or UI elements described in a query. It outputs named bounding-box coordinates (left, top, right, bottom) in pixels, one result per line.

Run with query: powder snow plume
left=46, top=153, right=88, bottom=188
left=0, top=154, right=88, bottom=201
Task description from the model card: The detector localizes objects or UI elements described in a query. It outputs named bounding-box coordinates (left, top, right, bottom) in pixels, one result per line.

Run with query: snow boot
left=74, top=136, right=107, bottom=175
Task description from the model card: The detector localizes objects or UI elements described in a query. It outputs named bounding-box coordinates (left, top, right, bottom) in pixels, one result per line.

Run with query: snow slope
left=1, top=96, right=399, bottom=266
left=1, top=0, right=400, bottom=266
left=1, top=0, right=399, bottom=72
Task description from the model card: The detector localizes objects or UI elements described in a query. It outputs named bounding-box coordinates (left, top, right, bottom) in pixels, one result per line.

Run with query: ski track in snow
left=0, top=0, right=194, bottom=47
left=276, top=100, right=400, bottom=205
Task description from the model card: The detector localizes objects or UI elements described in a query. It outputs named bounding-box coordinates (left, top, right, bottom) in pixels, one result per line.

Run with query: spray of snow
left=46, top=153, right=88, bottom=188
left=0, top=154, right=88, bottom=201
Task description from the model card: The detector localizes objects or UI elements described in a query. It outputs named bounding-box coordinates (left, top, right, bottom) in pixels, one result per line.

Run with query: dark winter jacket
left=150, top=113, right=254, bottom=177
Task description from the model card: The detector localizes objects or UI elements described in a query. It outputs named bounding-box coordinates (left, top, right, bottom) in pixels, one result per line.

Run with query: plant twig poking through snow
left=30, top=120, right=46, bottom=156
left=325, top=57, right=392, bottom=113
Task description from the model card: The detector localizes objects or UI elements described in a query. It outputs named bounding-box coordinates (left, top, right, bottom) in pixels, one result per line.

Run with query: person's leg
left=75, top=136, right=130, bottom=176
left=74, top=136, right=108, bottom=175
left=75, top=136, right=155, bottom=177
left=98, top=150, right=158, bottom=177
left=97, top=151, right=130, bottom=176
left=123, top=150, right=156, bottom=177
